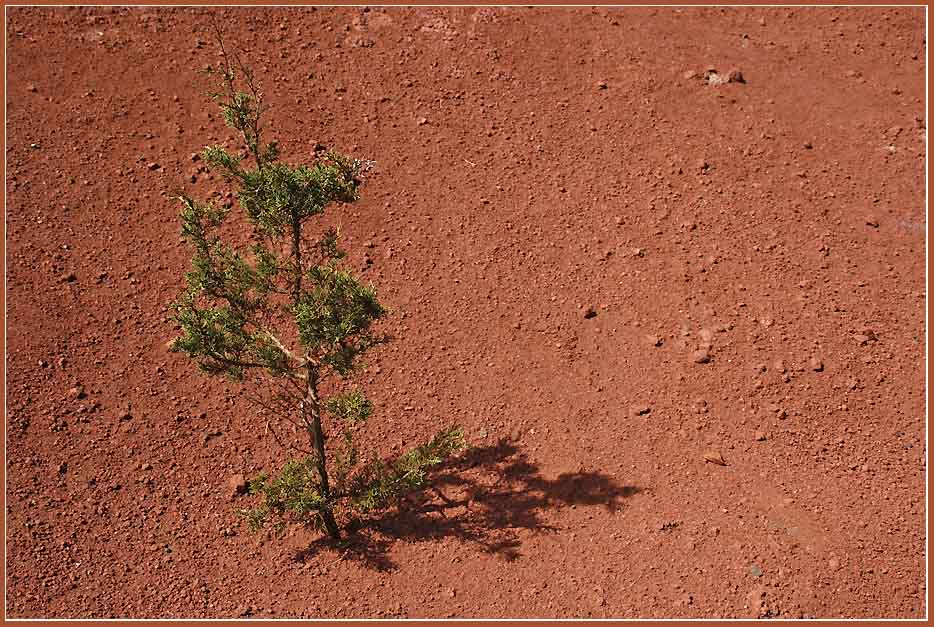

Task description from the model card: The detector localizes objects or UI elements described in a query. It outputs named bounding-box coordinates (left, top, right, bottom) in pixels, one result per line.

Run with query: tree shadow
left=294, top=437, right=642, bottom=571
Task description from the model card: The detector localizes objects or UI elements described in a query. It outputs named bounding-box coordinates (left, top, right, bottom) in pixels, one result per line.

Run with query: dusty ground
left=4, top=5, right=927, bottom=619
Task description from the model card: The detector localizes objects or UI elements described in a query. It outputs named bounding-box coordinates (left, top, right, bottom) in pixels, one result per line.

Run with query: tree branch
left=204, top=349, right=268, bottom=372
left=211, top=16, right=265, bottom=168
left=262, top=329, right=306, bottom=366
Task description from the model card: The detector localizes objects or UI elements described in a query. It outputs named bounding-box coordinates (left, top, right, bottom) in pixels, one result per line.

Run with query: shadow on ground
left=294, top=437, right=642, bottom=571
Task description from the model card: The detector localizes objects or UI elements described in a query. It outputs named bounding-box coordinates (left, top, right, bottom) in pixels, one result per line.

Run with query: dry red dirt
left=4, top=5, right=927, bottom=619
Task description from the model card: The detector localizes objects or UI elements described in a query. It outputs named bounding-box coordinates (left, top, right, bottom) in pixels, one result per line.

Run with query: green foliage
left=171, top=41, right=462, bottom=542
left=352, top=426, right=467, bottom=513
left=170, top=86, right=381, bottom=382
left=235, top=156, right=362, bottom=237
left=240, top=458, right=328, bottom=531
left=314, top=228, right=346, bottom=261
left=202, top=145, right=242, bottom=178
left=326, top=390, right=373, bottom=424
left=241, top=426, right=467, bottom=532
left=294, top=266, right=387, bottom=374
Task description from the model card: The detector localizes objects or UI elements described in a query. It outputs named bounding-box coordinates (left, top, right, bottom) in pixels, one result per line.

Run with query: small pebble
left=703, top=450, right=727, bottom=466
left=630, top=404, right=651, bottom=417
left=764, top=404, right=788, bottom=420
left=692, top=348, right=711, bottom=364
left=705, top=71, right=726, bottom=86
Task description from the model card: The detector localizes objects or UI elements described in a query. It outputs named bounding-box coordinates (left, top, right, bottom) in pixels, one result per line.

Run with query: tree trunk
left=290, top=210, right=340, bottom=539
left=304, top=368, right=341, bottom=540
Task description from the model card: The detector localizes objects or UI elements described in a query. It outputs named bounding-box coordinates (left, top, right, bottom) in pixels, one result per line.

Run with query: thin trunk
left=290, top=211, right=338, bottom=539
left=304, top=367, right=341, bottom=540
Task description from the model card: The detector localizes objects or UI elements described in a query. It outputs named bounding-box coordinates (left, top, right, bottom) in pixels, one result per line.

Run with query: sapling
left=170, top=41, right=463, bottom=540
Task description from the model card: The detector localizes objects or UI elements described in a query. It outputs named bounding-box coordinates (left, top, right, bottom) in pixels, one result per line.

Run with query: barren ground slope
left=4, top=5, right=927, bottom=618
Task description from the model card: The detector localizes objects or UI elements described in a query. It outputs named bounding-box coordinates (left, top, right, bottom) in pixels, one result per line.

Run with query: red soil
left=4, top=5, right=926, bottom=618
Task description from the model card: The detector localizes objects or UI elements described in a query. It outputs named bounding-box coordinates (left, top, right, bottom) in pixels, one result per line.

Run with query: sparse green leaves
left=179, top=194, right=229, bottom=244
left=331, top=427, right=359, bottom=497
left=293, top=266, right=386, bottom=372
left=350, top=426, right=467, bottom=513
left=238, top=505, right=270, bottom=533
left=202, top=145, right=242, bottom=179
left=322, top=334, right=386, bottom=376
left=234, top=158, right=361, bottom=237
left=250, top=243, right=282, bottom=291
left=241, top=425, right=466, bottom=532
left=326, top=390, right=373, bottom=424
left=261, top=140, right=280, bottom=163
left=219, top=91, right=258, bottom=137
left=173, top=193, right=288, bottom=380
left=238, top=458, right=328, bottom=531
left=314, top=228, right=346, bottom=262
left=170, top=296, right=290, bottom=381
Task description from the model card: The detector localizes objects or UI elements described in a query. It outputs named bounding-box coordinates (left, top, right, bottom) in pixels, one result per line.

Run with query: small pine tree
left=170, top=41, right=463, bottom=540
